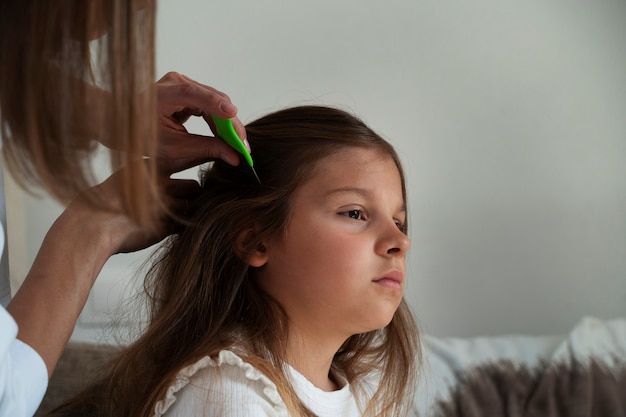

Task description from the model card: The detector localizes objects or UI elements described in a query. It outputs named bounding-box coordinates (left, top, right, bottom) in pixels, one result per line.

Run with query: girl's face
left=253, top=147, right=410, bottom=343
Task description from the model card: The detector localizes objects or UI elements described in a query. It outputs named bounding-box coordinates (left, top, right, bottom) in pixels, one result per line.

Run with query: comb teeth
left=251, top=167, right=261, bottom=184
left=211, top=115, right=260, bottom=184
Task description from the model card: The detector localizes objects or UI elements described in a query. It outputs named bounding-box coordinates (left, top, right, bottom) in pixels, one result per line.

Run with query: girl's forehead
left=311, top=146, right=396, bottom=172
left=299, top=147, right=404, bottom=194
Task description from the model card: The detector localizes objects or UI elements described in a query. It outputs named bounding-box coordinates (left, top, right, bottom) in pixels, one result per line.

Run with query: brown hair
left=0, top=0, right=158, bottom=226
left=51, top=106, right=421, bottom=417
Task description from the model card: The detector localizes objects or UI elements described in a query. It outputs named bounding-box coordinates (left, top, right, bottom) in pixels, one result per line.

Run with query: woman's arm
left=7, top=199, right=125, bottom=377
left=5, top=165, right=188, bottom=377
left=6, top=74, right=247, bottom=377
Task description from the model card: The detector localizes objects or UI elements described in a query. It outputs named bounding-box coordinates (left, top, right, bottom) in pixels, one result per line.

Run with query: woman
left=0, top=1, right=247, bottom=416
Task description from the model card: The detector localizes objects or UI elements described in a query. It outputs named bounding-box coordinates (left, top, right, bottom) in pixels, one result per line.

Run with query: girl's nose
left=376, top=221, right=410, bottom=257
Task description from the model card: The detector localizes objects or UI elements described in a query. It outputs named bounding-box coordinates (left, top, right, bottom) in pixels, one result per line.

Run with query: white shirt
left=153, top=350, right=365, bottom=417
left=0, top=160, right=49, bottom=417
left=0, top=307, right=48, bottom=417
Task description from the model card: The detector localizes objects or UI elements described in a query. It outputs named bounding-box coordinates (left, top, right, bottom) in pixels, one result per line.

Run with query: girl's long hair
left=0, top=0, right=158, bottom=227
left=50, top=106, right=421, bottom=417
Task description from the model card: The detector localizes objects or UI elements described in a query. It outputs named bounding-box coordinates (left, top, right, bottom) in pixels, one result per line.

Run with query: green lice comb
left=211, top=115, right=260, bottom=184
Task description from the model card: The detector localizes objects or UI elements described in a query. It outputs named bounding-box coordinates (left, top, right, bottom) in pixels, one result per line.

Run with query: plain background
left=5, top=0, right=626, bottom=341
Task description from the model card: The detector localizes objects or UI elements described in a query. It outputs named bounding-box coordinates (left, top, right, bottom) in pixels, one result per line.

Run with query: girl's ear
left=235, top=228, right=269, bottom=267
left=248, top=242, right=268, bottom=267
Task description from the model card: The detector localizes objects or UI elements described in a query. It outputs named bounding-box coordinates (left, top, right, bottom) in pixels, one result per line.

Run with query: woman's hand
left=87, top=71, right=247, bottom=172
left=88, top=72, right=247, bottom=247
left=78, top=162, right=198, bottom=255
left=155, top=71, right=247, bottom=174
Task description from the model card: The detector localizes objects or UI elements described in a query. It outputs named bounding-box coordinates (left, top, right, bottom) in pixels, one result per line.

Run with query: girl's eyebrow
left=324, top=186, right=373, bottom=197
left=323, top=187, right=407, bottom=213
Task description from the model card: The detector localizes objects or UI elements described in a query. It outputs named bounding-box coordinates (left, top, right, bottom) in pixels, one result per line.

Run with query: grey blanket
left=413, top=317, right=626, bottom=417
left=435, top=359, right=626, bottom=416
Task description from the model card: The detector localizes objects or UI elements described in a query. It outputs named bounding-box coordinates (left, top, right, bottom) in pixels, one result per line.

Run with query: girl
left=53, top=105, right=420, bottom=417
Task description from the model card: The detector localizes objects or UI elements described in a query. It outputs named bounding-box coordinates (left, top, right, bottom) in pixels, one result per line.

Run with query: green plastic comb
left=211, top=115, right=260, bottom=183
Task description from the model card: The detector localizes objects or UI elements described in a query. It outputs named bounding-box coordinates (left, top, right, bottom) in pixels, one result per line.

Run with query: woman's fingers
left=156, top=130, right=241, bottom=174
left=82, top=161, right=203, bottom=254
left=141, top=178, right=201, bottom=242
left=155, top=74, right=247, bottom=170
left=156, top=71, right=247, bottom=140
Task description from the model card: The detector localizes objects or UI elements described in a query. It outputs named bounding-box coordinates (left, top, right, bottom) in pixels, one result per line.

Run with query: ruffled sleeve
left=153, top=350, right=288, bottom=417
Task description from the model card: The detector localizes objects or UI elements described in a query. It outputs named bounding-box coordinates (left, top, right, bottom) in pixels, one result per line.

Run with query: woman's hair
left=51, top=106, right=421, bottom=417
left=0, top=0, right=158, bottom=226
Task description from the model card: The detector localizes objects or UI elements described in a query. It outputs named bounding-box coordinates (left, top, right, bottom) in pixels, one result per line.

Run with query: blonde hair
left=51, top=106, right=421, bottom=417
left=0, top=0, right=158, bottom=226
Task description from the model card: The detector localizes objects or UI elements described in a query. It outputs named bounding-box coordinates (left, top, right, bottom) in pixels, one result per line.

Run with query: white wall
left=5, top=0, right=626, bottom=340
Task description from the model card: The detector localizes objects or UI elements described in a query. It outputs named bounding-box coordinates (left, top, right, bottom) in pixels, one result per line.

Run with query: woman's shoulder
left=153, top=350, right=288, bottom=417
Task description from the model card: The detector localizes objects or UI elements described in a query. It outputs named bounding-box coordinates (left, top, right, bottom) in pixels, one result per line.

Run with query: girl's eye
left=343, top=209, right=365, bottom=221
left=395, top=220, right=408, bottom=234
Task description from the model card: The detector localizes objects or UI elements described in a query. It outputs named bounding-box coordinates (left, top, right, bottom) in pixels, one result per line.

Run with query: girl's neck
left=284, top=331, right=345, bottom=392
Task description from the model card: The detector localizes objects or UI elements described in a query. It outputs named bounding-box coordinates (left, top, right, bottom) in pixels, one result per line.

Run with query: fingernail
left=219, top=101, right=237, bottom=115
left=243, top=138, right=251, bottom=152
